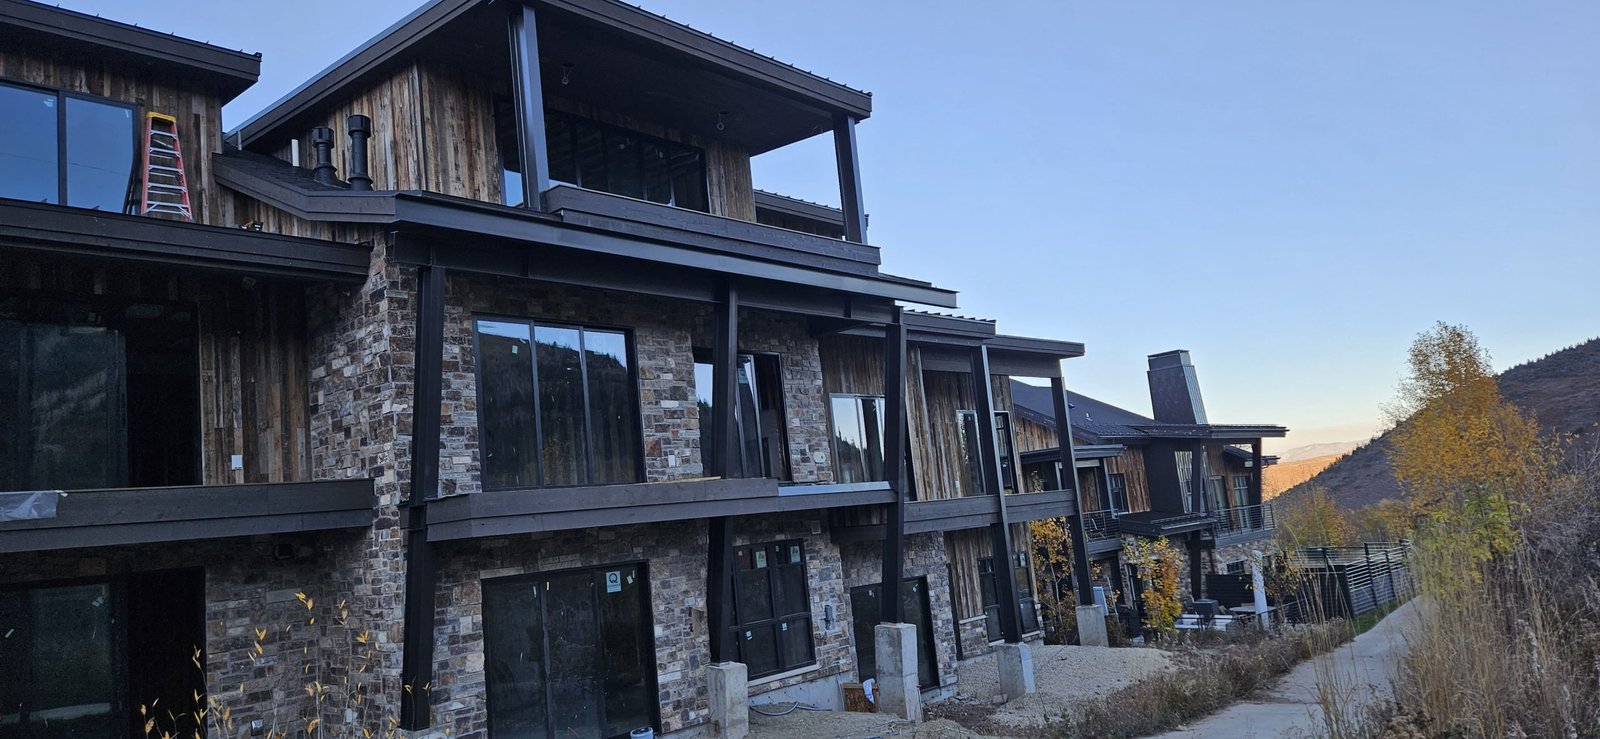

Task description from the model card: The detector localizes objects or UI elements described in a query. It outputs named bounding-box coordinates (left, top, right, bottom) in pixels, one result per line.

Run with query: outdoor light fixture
left=560, top=62, right=574, bottom=85
left=716, top=110, right=729, bottom=131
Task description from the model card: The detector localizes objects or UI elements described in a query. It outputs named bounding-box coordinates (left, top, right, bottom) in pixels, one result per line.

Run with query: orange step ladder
left=136, top=112, right=192, bottom=221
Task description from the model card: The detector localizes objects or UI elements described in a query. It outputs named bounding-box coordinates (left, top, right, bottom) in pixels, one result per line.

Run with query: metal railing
left=1081, top=508, right=1121, bottom=540
left=1214, top=502, right=1275, bottom=537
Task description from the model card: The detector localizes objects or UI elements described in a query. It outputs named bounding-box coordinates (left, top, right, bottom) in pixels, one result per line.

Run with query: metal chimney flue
left=346, top=115, right=372, bottom=191
left=1147, top=350, right=1209, bottom=425
left=310, top=126, right=337, bottom=186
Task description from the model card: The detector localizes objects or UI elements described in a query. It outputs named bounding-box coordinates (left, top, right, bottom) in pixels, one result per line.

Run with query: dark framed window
left=1174, top=450, right=1195, bottom=513
left=1230, top=474, right=1250, bottom=508
left=850, top=578, right=938, bottom=688
left=1, top=295, right=200, bottom=492
left=1, top=570, right=204, bottom=739
left=1207, top=475, right=1227, bottom=514
left=475, top=319, right=642, bottom=489
left=692, top=352, right=789, bottom=479
left=1107, top=473, right=1129, bottom=513
left=483, top=564, right=656, bottom=738
left=978, top=554, right=1040, bottom=642
left=538, top=110, right=709, bottom=212
left=830, top=394, right=885, bottom=483
left=994, top=411, right=1018, bottom=494
left=956, top=409, right=986, bottom=497
left=0, top=81, right=138, bottom=211
left=730, top=540, right=814, bottom=679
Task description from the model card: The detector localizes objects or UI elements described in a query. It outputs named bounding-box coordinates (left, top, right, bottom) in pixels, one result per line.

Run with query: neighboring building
left=1010, top=351, right=1286, bottom=633
left=0, top=1, right=1097, bottom=737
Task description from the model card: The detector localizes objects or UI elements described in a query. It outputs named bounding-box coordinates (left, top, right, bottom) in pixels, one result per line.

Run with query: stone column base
left=875, top=623, right=923, bottom=722
left=996, top=641, right=1036, bottom=700
left=1076, top=604, right=1110, bottom=647
left=708, top=662, right=749, bottom=739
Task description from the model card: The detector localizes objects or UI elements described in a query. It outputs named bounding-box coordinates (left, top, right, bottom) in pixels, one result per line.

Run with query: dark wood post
left=1051, top=376, right=1095, bottom=605
left=400, top=263, right=445, bottom=730
left=508, top=3, right=549, bottom=210
left=1250, top=439, right=1264, bottom=507
left=880, top=309, right=907, bottom=623
left=833, top=112, right=867, bottom=244
left=1191, top=444, right=1207, bottom=513
left=971, top=345, right=1021, bottom=643
left=706, top=282, right=739, bottom=664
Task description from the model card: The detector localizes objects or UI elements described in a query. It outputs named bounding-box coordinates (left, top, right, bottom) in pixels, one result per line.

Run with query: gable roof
left=0, top=0, right=260, bottom=101
left=1009, top=379, right=1287, bottom=444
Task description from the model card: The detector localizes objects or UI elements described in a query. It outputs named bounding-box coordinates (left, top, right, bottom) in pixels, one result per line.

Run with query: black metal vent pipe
left=310, top=126, right=337, bottom=185
left=346, top=114, right=372, bottom=191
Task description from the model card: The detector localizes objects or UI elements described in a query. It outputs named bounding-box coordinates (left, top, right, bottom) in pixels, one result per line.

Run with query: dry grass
left=1048, top=621, right=1354, bottom=738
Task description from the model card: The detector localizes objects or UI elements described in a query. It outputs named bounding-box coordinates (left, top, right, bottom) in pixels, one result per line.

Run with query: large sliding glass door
left=485, top=565, right=656, bottom=738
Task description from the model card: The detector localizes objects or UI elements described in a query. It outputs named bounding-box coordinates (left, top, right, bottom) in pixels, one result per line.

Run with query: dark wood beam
left=707, top=516, right=735, bottom=664
left=1052, top=376, right=1095, bottom=605
left=1191, top=443, right=1207, bottom=514
left=508, top=3, right=550, bottom=210
left=971, top=345, right=1022, bottom=643
left=400, top=263, right=445, bottom=730
left=880, top=309, right=907, bottom=624
left=833, top=112, right=867, bottom=244
left=707, top=281, right=739, bottom=665
left=1250, top=439, right=1264, bottom=507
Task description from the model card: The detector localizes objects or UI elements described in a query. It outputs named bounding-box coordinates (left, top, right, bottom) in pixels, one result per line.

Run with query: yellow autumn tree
left=1386, top=322, right=1545, bottom=563
left=1122, top=536, right=1181, bottom=634
left=1028, top=517, right=1077, bottom=642
left=1275, top=485, right=1356, bottom=548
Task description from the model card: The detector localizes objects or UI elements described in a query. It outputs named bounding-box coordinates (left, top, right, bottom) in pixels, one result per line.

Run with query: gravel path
left=751, top=644, right=1173, bottom=738
left=1153, top=600, right=1419, bottom=738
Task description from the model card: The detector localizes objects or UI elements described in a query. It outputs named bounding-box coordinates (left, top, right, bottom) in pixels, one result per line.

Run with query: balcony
left=1214, top=502, right=1276, bottom=543
left=544, top=185, right=881, bottom=277
left=0, top=480, right=374, bottom=554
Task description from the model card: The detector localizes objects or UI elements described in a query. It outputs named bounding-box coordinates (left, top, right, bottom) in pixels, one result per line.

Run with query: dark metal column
left=400, top=263, right=445, bottom=730
left=1191, top=444, right=1207, bottom=513
left=880, top=309, right=907, bottom=624
left=508, top=3, right=549, bottom=210
left=971, top=344, right=1021, bottom=643
left=1051, top=376, right=1095, bottom=605
left=833, top=112, right=867, bottom=244
left=706, top=282, right=739, bottom=664
left=1250, top=439, right=1264, bottom=507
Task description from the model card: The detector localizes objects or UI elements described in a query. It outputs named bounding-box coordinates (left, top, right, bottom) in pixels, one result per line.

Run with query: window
left=956, top=409, right=986, bottom=497
left=1208, top=475, right=1227, bottom=514
left=0, top=82, right=136, bottom=211
left=830, top=395, right=885, bottom=483
left=731, top=541, right=814, bottom=679
left=483, top=565, right=655, bottom=738
left=540, top=111, right=708, bottom=211
left=1175, top=450, right=1194, bottom=513
left=693, top=352, right=788, bottom=479
left=0, top=295, right=199, bottom=492
left=994, top=411, right=1019, bottom=494
left=1231, top=474, right=1250, bottom=509
left=475, top=319, right=641, bottom=488
left=978, top=554, right=1040, bottom=641
left=1107, top=473, right=1129, bottom=513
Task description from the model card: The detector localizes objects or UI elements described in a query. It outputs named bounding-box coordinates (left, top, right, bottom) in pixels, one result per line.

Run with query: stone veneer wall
left=422, top=513, right=850, bottom=737
left=840, top=533, right=960, bottom=692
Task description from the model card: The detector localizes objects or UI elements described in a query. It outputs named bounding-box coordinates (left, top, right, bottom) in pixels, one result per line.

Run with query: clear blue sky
left=85, top=0, right=1600, bottom=452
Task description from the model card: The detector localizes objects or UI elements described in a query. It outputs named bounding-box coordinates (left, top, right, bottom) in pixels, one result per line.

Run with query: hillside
left=1277, top=441, right=1361, bottom=463
left=1263, top=453, right=1343, bottom=499
left=1282, top=337, right=1600, bottom=512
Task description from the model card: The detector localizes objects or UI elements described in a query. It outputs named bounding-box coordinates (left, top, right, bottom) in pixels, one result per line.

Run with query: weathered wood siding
left=0, top=48, right=227, bottom=224
left=1, top=256, right=312, bottom=485
left=945, top=523, right=1035, bottom=622
left=1014, top=414, right=1058, bottom=453
left=921, top=370, right=979, bottom=500
left=1105, top=449, right=1151, bottom=513
left=1076, top=466, right=1103, bottom=513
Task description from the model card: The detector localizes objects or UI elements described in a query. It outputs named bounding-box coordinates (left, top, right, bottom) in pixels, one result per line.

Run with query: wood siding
left=0, top=48, right=227, bottom=224
left=1076, top=467, right=1103, bottom=513
left=945, top=523, right=1034, bottom=623
left=1, top=256, right=312, bottom=485
left=921, top=370, right=979, bottom=501
left=1014, top=414, right=1058, bottom=453
left=1105, top=449, right=1151, bottom=513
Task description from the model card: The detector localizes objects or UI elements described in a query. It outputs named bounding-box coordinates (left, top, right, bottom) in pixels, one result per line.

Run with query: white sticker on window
left=755, top=550, right=767, bottom=568
left=790, top=545, right=800, bottom=562
left=605, top=571, right=621, bottom=593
